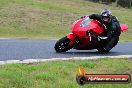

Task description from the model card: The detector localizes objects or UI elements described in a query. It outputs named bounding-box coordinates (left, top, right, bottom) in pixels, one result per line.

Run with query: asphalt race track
left=0, top=39, right=132, bottom=61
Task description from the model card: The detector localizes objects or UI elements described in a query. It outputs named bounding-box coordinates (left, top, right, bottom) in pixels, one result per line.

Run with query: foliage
left=88, top=0, right=132, bottom=8
left=88, top=0, right=116, bottom=4
left=117, top=0, right=132, bottom=8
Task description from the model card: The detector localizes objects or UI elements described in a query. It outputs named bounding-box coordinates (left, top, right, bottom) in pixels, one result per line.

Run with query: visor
left=102, top=16, right=110, bottom=22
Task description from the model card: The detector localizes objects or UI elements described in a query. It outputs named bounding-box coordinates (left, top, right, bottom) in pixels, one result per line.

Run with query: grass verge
left=0, top=58, right=132, bottom=88
left=0, top=0, right=131, bottom=41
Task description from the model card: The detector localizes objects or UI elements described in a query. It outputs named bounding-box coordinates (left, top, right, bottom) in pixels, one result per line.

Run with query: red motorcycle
left=54, top=16, right=128, bottom=53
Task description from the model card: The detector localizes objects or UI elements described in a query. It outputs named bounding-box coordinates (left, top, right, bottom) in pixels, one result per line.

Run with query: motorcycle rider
left=83, top=9, right=121, bottom=53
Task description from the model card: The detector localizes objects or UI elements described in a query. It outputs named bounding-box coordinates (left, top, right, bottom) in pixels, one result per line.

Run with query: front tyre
left=54, top=36, right=73, bottom=53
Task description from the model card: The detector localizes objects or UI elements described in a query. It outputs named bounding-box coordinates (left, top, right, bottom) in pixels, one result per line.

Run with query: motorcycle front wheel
left=54, top=36, right=73, bottom=53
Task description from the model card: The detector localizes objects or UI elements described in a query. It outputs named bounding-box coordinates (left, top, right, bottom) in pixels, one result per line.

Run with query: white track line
left=0, top=55, right=132, bottom=65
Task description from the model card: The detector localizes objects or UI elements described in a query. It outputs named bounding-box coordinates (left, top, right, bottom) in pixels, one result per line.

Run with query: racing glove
left=81, top=15, right=88, bottom=19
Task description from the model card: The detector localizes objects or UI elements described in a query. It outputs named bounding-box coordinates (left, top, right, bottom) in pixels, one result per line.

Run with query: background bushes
left=87, top=0, right=132, bottom=8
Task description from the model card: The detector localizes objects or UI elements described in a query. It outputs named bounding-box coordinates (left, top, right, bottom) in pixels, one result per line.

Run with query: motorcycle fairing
left=120, top=24, right=128, bottom=32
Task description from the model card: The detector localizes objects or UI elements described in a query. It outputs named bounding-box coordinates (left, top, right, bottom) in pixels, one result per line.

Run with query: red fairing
left=89, top=20, right=104, bottom=35
left=66, top=33, right=76, bottom=45
left=120, top=24, right=128, bottom=32
left=71, top=18, right=86, bottom=38
left=71, top=18, right=104, bottom=38
left=67, top=33, right=76, bottom=41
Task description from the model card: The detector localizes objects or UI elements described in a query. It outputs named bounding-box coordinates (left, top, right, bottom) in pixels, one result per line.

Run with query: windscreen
left=80, top=17, right=91, bottom=27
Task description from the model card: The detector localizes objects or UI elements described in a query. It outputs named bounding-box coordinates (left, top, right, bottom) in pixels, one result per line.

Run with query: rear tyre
left=97, top=47, right=109, bottom=53
left=54, top=36, right=73, bottom=53
left=97, top=36, right=119, bottom=53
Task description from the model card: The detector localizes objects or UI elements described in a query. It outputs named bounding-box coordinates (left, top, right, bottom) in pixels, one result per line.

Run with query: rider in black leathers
left=83, top=9, right=121, bottom=53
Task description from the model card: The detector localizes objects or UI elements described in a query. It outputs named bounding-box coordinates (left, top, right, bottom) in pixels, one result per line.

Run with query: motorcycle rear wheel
left=97, top=36, right=119, bottom=53
left=54, top=36, right=73, bottom=53
left=97, top=47, right=109, bottom=53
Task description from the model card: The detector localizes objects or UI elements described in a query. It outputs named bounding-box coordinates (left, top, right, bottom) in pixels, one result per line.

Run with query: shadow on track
left=53, top=49, right=123, bottom=59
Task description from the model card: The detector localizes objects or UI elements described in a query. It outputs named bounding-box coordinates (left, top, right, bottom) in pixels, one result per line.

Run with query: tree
left=88, top=0, right=116, bottom=4
left=87, top=0, right=132, bottom=8
left=117, top=0, right=132, bottom=8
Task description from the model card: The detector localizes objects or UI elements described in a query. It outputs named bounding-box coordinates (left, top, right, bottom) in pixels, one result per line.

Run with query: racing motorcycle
left=54, top=16, right=128, bottom=53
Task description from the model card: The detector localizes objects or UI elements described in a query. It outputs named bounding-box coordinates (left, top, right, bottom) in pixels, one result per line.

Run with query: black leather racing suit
left=89, top=14, right=121, bottom=51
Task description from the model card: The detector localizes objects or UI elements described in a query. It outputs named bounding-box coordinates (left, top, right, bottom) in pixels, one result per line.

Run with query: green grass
left=0, top=0, right=132, bottom=41
left=0, top=58, right=132, bottom=88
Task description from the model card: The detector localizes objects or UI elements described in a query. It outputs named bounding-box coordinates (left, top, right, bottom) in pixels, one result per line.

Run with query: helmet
left=101, top=9, right=112, bottom=23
